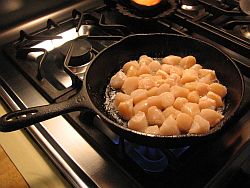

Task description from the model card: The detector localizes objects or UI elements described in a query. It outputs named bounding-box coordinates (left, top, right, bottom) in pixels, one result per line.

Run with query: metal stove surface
left=0, top=0, right=250, bottom=188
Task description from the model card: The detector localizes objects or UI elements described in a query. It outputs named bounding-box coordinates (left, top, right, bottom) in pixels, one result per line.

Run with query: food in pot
left=109, top=55, right=227, bottom=136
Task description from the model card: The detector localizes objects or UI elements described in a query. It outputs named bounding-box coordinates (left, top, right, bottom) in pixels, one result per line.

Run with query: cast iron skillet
left=0, top=33, right=244, bottom=148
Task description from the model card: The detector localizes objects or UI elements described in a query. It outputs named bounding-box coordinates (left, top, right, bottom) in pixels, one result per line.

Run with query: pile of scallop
left=109, top=55, right=227, bottom=136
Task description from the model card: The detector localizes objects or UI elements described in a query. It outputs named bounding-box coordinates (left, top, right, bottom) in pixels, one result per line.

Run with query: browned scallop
left=173, top=97, right=188, bottom=110
left=144, top=125, right=160, bottom=135
left=118, top=99, right=134, bottom=120
left=162, top=55, right=182, bottom=65
left=199, top=96, right=216, bottom=110
left=114, top=92, right=131, bottom=107
left=128, top=111, right=148, bottom=132
left=207, top=91, right=223, bottom=107
left=121, top=77, right=139, bottom=94
left=147, top=106, right=165, bottom=126
left=123, top=60, right=139, bottom=73
left=187, top=91, right=200, bottom=103
left=189, top=115, right=210, bottom=134
left=130, top=89, right=148, bottom=104
left=159, top=115, right=180, bottom=136
left=200, top=109, right=224, bottom=127
left=110, top=71, right=127, bottom=89
left=208, top=83, right=227, bottom=98
left=170, top=85, right=189, bottom=98
left=176, top=113, right=193, bottom=133
left=181, top=102, right=200, bottom=117
left=179, top=56, right=196, bottom=69
left=163, top=106, right=181, bottom=119
left=134, top=99, right=149, bottom=114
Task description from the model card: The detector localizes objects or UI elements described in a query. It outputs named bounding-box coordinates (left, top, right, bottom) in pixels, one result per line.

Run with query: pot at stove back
left=240, top=0, right=250, bottom=15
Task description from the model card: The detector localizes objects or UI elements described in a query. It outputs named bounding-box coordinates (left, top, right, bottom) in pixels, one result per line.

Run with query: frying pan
left=0, top=33, right=244, bottom=148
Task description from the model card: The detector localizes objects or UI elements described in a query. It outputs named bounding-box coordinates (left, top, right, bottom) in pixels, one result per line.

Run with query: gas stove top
left=0, top=0, right=250, bottom=187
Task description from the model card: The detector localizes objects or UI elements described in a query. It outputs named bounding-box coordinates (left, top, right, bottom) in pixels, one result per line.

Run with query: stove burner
left=180, top=0, right=201, bottom=11
left=116, top=0, right=177, bottom=19
left=235, top=24, right=250, bottom=39
left=60, top=38, right=93, bottom=74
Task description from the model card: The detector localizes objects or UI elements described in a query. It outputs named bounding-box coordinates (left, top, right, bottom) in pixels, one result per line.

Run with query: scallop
left=123, top=60, right=139, bottom=73
left=134, top=99, right=149, bottom=114
left=110, top=71, right=127, bottom=89
left=147, top=96, right=162, bottom=109
left=118, top=98, right=134, bottom=120
left=137, top=64, right=151, bottom=75
left=144, top=125, right=160, bottom=135
left=128, top=111, right=148, bottom=132
left=160, top=92, right=175, bottom=109
left=148, top=60, right=161, bottom=72
left=126, top=65, right=138, bottom=77
left=208, top=83, right=227, bottom=98
left=147, top=106, right=165, bottom=126
left=189, top=115, right=210, bottom=134
left=187, top=91, right=200, bottom=103
left=181, top=102, right=200, bottom=117
left=179, top=56, right=196, bottom=69
left=159, top=115, right=180, bottom=136
left=200, top=109, right=224, bottom=127
left=157, top=83, right=170, bottom=95
left=170, top=85, right=189, bottom=98
left=138, top=76, right=156, bottom=90
left=169, top=66, right=184, bottom=76
left=198, top=69, right=216, bottom=79
left=207, top=91, right=223, bottom=107
left=121, top=77, right=139, bottom=94
left=199, top=96, right=216, bottom=110
left=166, top=73, right=181, bottom=86
left=173, top=97, right=188, bottom=110
left=114, top=92, right=131, bottom=107
left=156, top=69, right=169, bottom=79
left=196, top=82, right=209, bottom=96
left=147, top=87, right=158, bottom=97
left=162, top=55, right=182, bottom=65
left=130, top=89, right=148, bottom=104
left=139, top=55, right=153, bottom=65
left=180, top=69, right=198, bottom=84
left=161, top=64, right=172, bottom=74
left=163, top=106, right=181, bottom=119
left=176, top=113, right=193, bottom=133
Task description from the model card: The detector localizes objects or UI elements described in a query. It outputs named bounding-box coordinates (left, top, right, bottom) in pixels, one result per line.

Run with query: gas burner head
left=116, top=0, right=177, bottom=20
left=60, top=38, right=94, bottom=74
left=180, top=0, right=201, bottom=11
left=234, top=24, right=250, bottom=39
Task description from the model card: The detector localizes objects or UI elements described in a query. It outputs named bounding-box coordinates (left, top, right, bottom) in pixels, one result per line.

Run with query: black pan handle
left=0, top=92, right=92, bottom=132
